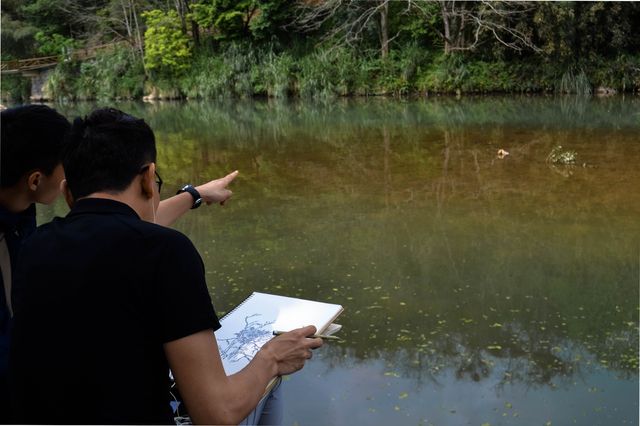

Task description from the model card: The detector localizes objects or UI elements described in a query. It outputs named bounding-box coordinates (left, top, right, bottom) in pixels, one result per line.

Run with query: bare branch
left=411, top=0, right=540, bottom=54
left=292, top=0, right=392, bottom=56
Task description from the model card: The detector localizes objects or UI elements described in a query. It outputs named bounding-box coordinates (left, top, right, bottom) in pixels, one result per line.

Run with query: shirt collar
left=67, top=198, right=141, bottom=219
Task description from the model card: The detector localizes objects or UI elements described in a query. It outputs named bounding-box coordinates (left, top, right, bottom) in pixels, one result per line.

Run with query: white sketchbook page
left=214, top=292, right=343, bottom=375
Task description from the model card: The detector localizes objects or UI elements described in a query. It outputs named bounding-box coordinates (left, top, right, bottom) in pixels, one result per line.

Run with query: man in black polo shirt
left=10, top=108, right=322, bottom=424
left=0, top=105, right=70, bottom=419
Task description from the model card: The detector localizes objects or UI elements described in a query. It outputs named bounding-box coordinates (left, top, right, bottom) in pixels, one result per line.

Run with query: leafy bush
left=558, top=66, right=592, bottom=95
left=417, top=53, right=468, bottom=93
left=0, top=75, right=31, bottom=101
left=296, top=50, right=337, bottom=99
left=37, top=40, right=640, bottom=100
left=46, top=46, right=144, bottom=101
left=143, top=9, right=192, bottom=79
left=295, top=47, right=368, bottom=98
left=179, top=54, right=231, bottom=99
left=588, top=54, right=640, bottom=92
left=331, top=48, right=369, bottom=96
left=368, top=43, right=430, bottom=95
left=260, top=51, right=295, bottom=98
left=179, top=43, right=261, bottom=99
left=34, top=32, right=81, bottom=57
left=46, top=60, right=80, bottom=101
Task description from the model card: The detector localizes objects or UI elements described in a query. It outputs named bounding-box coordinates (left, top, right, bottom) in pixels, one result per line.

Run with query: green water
left=42, top=96, right=639, bottom=425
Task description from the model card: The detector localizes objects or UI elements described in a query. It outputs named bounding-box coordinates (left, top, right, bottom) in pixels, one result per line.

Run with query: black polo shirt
left=10, top=198, right=221, bottom=424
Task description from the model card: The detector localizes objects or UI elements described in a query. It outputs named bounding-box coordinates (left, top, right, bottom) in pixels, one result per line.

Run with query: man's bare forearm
left=155, top=192, right=192, bottom=227
left=155, top=171, right=238, bottom=227
left=165, top=330, right=278, bottom=425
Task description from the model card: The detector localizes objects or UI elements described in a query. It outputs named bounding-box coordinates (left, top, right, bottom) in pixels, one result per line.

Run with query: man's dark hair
left=63, top=108, right=157, bottom=199
left=0, top=105, right=70, bottom=188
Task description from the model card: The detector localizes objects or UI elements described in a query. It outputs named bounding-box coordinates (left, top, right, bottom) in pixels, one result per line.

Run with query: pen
left=272, top=330, right=341, bottom=341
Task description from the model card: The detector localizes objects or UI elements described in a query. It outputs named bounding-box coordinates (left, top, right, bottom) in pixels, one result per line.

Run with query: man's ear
left=140, top=163, right=156, bottom=200
left=27, top=171, right=42, bottom=192
left=61, top=179, right=74, bottom=208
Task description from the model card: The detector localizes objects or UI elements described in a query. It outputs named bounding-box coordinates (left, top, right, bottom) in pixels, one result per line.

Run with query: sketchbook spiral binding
left=219, top=292, right=258, bottom=322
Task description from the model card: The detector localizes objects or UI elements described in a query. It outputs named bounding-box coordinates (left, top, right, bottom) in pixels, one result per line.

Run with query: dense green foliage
left=34, top=32, right=80, bottom=56
left=142, top=10, right=192, bottom=78
left=2, top=1, right=639, bottom=100
left=46, top=47, right=145, bottom=101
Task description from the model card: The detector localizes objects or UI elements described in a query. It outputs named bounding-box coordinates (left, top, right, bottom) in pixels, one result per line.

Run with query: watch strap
left=177, top=184, right=203, bottom=209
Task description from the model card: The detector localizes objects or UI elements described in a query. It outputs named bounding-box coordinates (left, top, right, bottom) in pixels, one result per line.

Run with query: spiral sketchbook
left=214, top=292, right=343, bottom=376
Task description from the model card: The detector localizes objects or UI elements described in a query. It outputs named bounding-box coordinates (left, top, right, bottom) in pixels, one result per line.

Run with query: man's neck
left=0, top=186, right=32, bottom=213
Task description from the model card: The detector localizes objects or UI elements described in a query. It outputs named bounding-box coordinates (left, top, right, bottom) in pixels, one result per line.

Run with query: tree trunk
left=573, top=1, right=582, bottom=57
left=121, top=0, right=133, bottom=39
left=189, top=0, right=199, bottom=47
left=131, top=0, right=144, bottom=57
left=441, top=1, right=452, bottom=54
left=191, top=19, right=200, bottom=47
left=457, top=2, right=466, bottom=49
left=243, top=5, right=258, bottom=36
left=175, top=0, right=187, bottom=34
left=379, top=0, right=389, bottom=59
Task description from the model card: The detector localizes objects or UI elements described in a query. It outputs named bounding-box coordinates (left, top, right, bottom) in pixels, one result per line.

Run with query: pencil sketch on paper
left=218, top=314, right=275, bottom=363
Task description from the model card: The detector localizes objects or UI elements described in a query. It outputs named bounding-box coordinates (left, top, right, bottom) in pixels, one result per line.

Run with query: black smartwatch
left=177, top=184, right=203, bottom=209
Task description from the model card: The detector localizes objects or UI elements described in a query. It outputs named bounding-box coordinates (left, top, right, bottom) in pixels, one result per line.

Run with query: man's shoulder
left=133, top=219, right=196, bottom=250
left=25, top=216, right=60, bottom=242
left=31, top=212, right=195, bottom=252
left=113, top=217, right=202, bottom=265
left=100, top=214, right=197, bottom=252
left=0, top=203, right=36, bottom=236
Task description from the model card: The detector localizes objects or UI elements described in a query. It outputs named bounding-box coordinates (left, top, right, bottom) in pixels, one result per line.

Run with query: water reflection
left=43, top=96, right=639, bottom=424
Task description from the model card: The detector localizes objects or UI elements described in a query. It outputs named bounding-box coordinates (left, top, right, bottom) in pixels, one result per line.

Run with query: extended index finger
left=223, top=170, right=239, bottom=184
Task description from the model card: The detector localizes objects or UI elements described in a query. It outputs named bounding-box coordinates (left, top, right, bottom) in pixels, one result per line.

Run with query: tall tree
left=1, top=0, right=38, bottom=59
left=116, top=0, right=145, bottom=56
left=190, top=0, right=259, bottom=41
left=532, top=2, right=640, bottom=63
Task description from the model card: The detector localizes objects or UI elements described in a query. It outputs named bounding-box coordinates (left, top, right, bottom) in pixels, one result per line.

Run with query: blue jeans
left=239, top=377, right=283, bottom=426
left=173, top=377, right=283, bottom=426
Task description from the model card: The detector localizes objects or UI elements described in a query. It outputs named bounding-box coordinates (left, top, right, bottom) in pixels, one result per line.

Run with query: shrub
left=46, top=60, right=80, bottom=101
left=260, top=51, right=295, bottom=98
left=294, top=47, right=365, bottom=98
left=143, top=9, right=192, bottom=79
left=0, top=75, right=31, bottom=101
left=46, top=46, right=144, bottom=101
left=296, top=50, right=337, bottom=99
left=558, top=65, right=592, bottom=95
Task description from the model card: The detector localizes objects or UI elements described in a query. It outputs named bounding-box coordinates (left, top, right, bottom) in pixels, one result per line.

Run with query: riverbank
left=2, top=45, right=639, bottom=102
